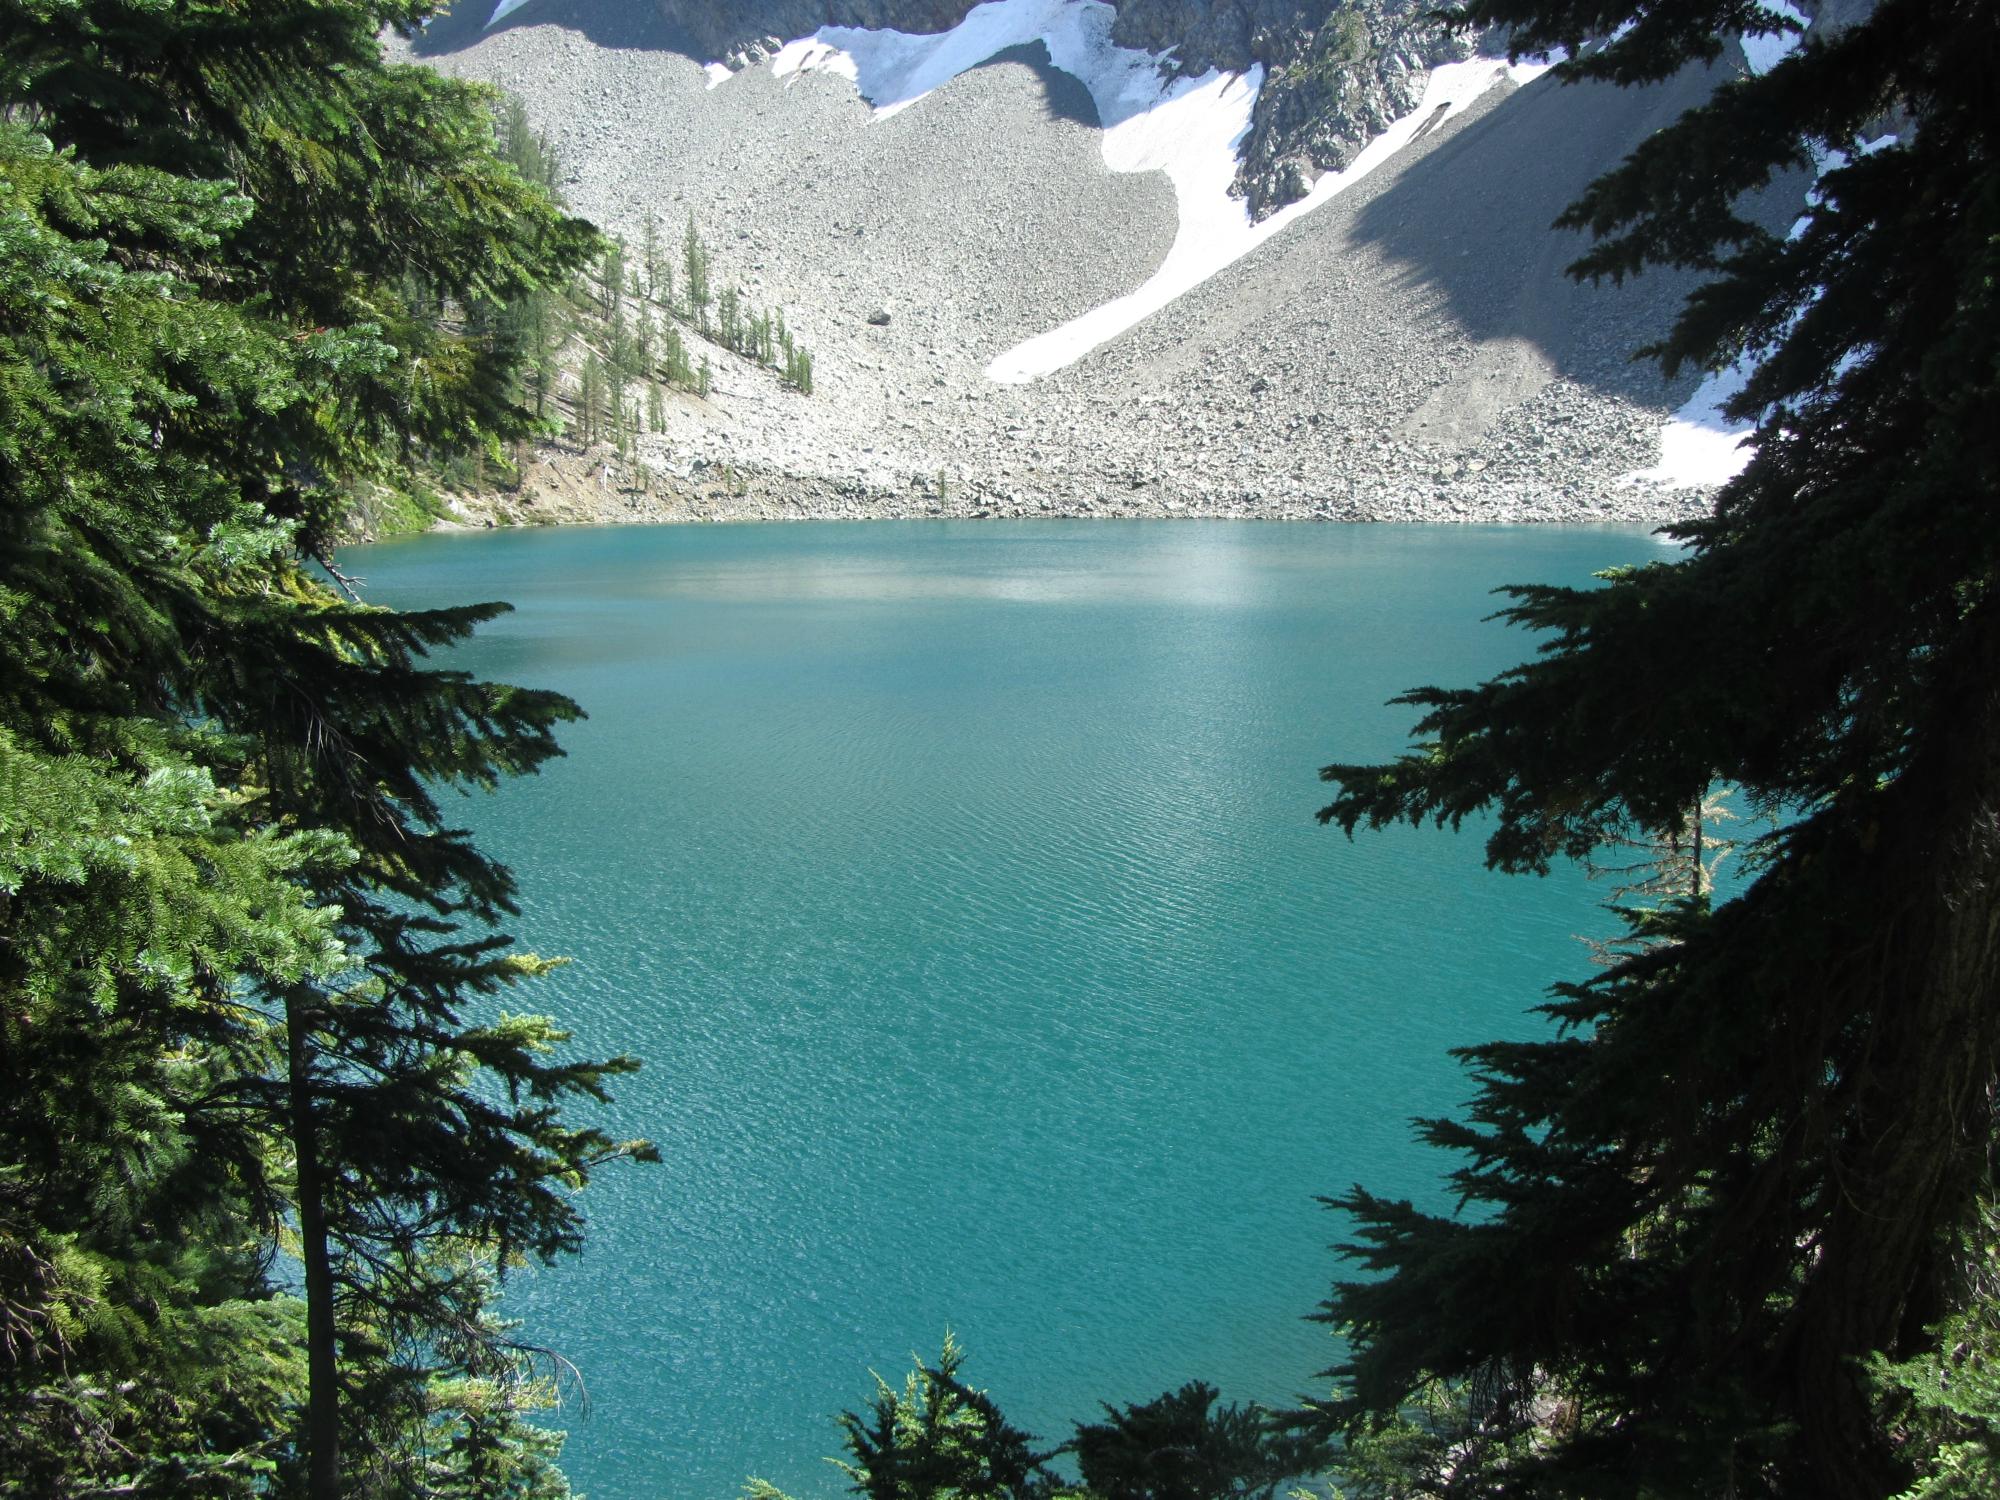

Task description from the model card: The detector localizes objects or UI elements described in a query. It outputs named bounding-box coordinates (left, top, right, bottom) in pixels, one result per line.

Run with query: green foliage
left=1868, top=1202, right=2000, bottom=1500
left=533, top=208, right=811, bottom=460
left=642, top=212, right=669, bottom=302
left=0, top=3, right=650, bottom=1494
left=663, top=318, right=696, bottom=389
left=835, top=1334, right=1057, bottom=1500
left=497, top=91, right=561, bottom=195
left=784, top=342, right=816, bottom=396
left=1073, top=1383, right=1332, bottom=1500
left=1315, top=2, right=2000, bottom=1497
left=719, top=283, right=743, bottom=351
left=578, top=352, right=606, bottom=446
left=783, top=1339, right=1331, bottom=1500
left=599, top=239, right=627, bottom=323
left=684, top=212, right=713, bottom=333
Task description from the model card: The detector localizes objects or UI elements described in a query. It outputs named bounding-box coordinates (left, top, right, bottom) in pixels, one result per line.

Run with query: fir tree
left=754, top=1339, right=1328, bottom=1500
left=832, top=1335, right=1054, bottom=1500
left=0, top=4, right=652, bottom=1495
left=1073, top=1383, right=1330, bottom=1500
left=606, top=278, right=635, bottom=442
left=495, top=91, right=560, bottom=194
left=683, top=212, right=712, bottom=334
left=598, top=239, right=625, bottom=324
left=636, top=303, right=657, bottom=425
left=578, top=351, right=605, bottom=446
left=719, top=283, right=742, bottom=354
left=663, top=319, right=694, bottom=390
left=641, top=212, right=665, bottom=300
left=784, top=344, right=815, bottom=396
left=1314, top=2, right=2000, bottom=1496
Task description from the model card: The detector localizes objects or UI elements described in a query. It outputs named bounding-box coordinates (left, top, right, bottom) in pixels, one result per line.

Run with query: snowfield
left=1624, top=0, right=1812, bottom=487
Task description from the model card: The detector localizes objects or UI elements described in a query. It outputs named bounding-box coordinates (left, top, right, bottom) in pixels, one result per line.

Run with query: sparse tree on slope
left=684, top=212, right=712, bottom=334
left=1314, top=1, right=2000, bottom=1495
left=719, top=282, right=742, bottom=352
left=642, top=212, right=665, bottom=299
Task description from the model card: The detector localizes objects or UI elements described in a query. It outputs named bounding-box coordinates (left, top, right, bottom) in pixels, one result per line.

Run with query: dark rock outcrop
left=644, top=1, right=1479, bottom=216
left=647, top=2, right=980, bottom=63
left=1105, top=2, right=1470, bottom=216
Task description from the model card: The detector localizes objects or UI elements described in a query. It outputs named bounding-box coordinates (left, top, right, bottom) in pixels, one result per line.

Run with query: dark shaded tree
left=1313, top=2, right=2000, bottom=1496
left=756, top=1339, right=1330, bottom=1500
left=1073, top=1382, right=1330, bottom=1500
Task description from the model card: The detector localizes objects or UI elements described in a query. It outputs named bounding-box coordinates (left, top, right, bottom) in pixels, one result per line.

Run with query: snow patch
left=1740, top=1, right=1809, bottom=76
left=704, top=61, right=734, bottom=89
left=1624, top=1, right=1812, bottom=487
left=1622, top=366, right=1754, bottom=488
left=992, top=54, right=1550, bottom=382
left=486, top=0, right=534, bottom=25
left=764, top=0, right=1551, bottom=381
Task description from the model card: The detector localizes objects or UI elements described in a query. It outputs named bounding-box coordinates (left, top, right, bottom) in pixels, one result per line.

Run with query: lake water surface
left=349, top=521, right=1671, bottom=1500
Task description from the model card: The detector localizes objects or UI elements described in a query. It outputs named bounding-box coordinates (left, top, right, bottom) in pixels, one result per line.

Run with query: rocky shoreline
left=435, top=421, right=1706, bottom=534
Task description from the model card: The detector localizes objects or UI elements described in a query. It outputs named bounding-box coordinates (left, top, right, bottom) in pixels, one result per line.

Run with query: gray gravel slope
left=398, top=0, right=1782, bottom=524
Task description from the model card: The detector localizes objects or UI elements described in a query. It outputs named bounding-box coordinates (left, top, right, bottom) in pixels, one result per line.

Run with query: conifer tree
left=496, top=91, right=560, bottom=194
left=656, top=243, right=675, bottom=314
left=606, top=280, right=635, bottom=442
left=598, top=239, right=625, bottom=324
left=663, top=319, right=694, bottom=389
left=757, top=1339, right=1329, bottom=1500
left=637, top=303, right=656, bottom=406
left=833, top=1334, right=1054, bottom=1500
left=719, top=284, right=742, bottom=354
left=683, top=213, right=712, bottom=334
left=490, top=93, right=571, bottom=432
left=784, top=344, right=815, bottom=396
left=579, top=351, right=605, bottom=446
left=1314, top=2, right=2000, bottom=1495
left=642, top=213, right=665, bottom=299
left=0, top=4, right=651, bottom=1495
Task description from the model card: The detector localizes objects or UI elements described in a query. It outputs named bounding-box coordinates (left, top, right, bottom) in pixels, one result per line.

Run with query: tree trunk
left=1789, top=684, right=2000, bottom=1497
left=287, top=990, right=341, bottom=1500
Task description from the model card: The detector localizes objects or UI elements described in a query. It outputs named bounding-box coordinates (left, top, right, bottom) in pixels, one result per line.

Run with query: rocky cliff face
left=652, top=1, right=1471, bottom=216
left=1107, top=2, right=1466, bottom=215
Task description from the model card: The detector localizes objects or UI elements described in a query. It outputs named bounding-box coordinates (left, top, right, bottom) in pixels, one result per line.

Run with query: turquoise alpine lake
left=347, top=520, right=1675, bottom=1500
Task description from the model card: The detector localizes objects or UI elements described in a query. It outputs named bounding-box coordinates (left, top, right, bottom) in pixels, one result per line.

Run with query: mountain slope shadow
left=412, top=0, right=694, bottom=58
left=414, top=1, right=1099, bottom=128
left=1347, top=55, right=1771, bottom=448
left=962, top=41, right=1101, bottom=128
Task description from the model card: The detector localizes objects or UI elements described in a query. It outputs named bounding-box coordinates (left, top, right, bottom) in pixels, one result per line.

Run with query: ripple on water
left=348, top=521, right=1663, bottom=1500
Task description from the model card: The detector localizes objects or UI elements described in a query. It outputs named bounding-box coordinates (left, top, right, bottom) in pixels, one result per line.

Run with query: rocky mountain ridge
left=644, top=1, right=1467, bottom=216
